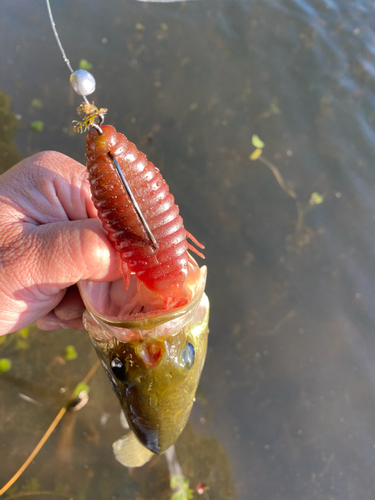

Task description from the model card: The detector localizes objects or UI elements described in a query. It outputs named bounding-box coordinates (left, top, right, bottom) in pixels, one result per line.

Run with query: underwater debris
left=249, top=138, right=325, bottom=251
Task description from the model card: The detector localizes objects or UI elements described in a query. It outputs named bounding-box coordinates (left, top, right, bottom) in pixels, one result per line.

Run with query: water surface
left=2, top=0, right=375, bottom=499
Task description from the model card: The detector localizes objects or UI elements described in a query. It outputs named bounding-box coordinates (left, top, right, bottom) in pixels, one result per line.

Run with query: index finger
left=0, top=151, right=97, bottom=225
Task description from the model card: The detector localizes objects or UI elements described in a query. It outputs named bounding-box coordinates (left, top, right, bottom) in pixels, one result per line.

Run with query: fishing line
left=45, top=0, right=74, bottom=74
left=45, top=0, right=90, bottom=104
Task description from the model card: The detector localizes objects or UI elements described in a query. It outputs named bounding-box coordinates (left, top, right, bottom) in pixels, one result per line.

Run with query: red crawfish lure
left=75, top=106, right=205, bottom=310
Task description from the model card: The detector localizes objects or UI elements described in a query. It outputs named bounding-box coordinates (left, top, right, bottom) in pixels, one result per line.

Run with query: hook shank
left=108, top=153, right=158, bottom=249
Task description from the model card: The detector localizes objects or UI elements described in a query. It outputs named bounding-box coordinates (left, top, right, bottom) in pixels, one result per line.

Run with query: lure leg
left=186, top=231, right=205, bottom=259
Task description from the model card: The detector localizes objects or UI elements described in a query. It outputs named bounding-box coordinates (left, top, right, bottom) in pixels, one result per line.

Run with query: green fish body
left=79, top=266, right=209, bottom=466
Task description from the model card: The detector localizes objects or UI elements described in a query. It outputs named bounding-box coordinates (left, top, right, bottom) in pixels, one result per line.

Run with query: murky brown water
left=2, top=0, right=375, bottom=499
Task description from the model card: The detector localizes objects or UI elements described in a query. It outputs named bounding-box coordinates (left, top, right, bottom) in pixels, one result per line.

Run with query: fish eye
left=181, top=341, right=195, bottom=370
left=111, top=357, right=126, bottom=382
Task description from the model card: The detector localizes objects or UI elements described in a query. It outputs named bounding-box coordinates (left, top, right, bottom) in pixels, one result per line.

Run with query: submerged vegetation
left=250, top=135, right=325, bottom=251
left=0, top=358, right=12, bottom=374
left=30, top=121, right=44, bottom=133
left=0, top=357, right=99, bottom=497
left=0, top=326, right=33, bottom=369
left=170, top=475, right=194, bottom=500
left=63, top=345, right=78, bottom=361
left=0, top=325, right=233, bottom=499
left=78, top=59, right=93, bottom=71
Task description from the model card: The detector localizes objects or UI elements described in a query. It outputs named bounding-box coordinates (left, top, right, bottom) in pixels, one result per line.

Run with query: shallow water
left=2, top=0, right=375, bottom=498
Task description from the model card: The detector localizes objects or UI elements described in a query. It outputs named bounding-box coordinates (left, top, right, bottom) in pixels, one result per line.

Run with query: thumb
left=1, top=217, right=121, bottom=334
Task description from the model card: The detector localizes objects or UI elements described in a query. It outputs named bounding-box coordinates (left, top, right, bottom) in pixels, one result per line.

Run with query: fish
left=80, top=272, right=209, bottom=466
left=76, top=108, right=209, bottom=466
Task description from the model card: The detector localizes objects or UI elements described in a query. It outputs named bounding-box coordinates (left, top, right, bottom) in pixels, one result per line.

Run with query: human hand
left=0, top=151, right=121, bottom=335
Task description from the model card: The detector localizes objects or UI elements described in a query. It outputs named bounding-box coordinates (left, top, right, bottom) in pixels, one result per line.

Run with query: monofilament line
left=45, top=0, right=73, bottom=73
left=46, top=0, right=89, bottom=104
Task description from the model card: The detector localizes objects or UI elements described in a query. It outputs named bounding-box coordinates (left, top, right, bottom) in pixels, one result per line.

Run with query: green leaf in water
left=0, top=358, right=12, bottom=373
left=170, top=475, right=180, bottom=490
left=16, top=339, right=28, bottom=350
left=31, top=120, right=44, bottom=132
left=135, top=23, right=145, bottom=31
left=31, top=98, right=43, bottom=109
left=251, top=134, right=265, bottom=149
left=269, top=102, right=281, bottom=114
left=249, top=148, right=262, bottom=161
left=79, top=59, right=93, bottom=71
left=171, top=492, right=185, bottom=500
left=185, top=483, right=194, bottom=499
left=19, top=327, right=30, bottom=338
left=160, top=23, right=168, bottom=31
left=170, top=476, right=194, bottom=500
left=6, top=485, right=19, bottom=496
left=64, top=345, right=78, bottom=361
left=25, top=478, right=40, bottom=492
left=309, top=192, right=324, bottom=205
left=54, top=482, right=65, bottom=494
left=73, top=382, right=90, bottom=397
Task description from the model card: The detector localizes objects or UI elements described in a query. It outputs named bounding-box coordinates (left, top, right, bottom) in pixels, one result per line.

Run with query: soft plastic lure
left=80, top=113, right=204, bottom=309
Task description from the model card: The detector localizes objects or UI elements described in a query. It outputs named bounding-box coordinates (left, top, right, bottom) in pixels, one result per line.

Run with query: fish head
left=90, top=292, right=209, bottom=454
left=80, top=264, right=209, bottom=456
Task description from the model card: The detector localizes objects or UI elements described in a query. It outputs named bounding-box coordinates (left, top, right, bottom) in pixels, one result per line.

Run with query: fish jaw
left=80, top=265, right=209, bottom=455
left=78, top=263, right=206, bottom=339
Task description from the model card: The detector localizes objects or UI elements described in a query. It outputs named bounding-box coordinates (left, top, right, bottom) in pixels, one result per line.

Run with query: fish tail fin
left=120, top=410, right=130, bottom=430
left=113, top=432, right=155, bottom=468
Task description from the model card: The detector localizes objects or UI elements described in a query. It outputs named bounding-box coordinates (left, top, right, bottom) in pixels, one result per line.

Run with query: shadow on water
left=3, top=0, right=375, bottom=498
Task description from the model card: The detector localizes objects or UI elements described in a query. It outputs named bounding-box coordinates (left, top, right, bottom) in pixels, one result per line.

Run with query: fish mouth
left=78, top=262, right=207, bottom=342
left=139, top=432, right=160, bottom=455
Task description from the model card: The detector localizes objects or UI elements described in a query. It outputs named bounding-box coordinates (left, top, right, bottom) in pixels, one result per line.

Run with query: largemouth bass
left=79, top=266, right=208, bottom=466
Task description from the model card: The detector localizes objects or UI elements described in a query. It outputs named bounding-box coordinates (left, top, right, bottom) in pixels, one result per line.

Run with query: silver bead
left=70, top=69, right=96, bottom=96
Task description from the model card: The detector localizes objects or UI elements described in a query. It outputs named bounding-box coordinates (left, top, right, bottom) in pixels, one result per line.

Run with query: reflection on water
left=2, top=0, right=375, bottom=498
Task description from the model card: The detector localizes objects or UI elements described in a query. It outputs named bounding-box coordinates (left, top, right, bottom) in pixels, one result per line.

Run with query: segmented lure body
left=86, top=125, right=202, bottom=308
